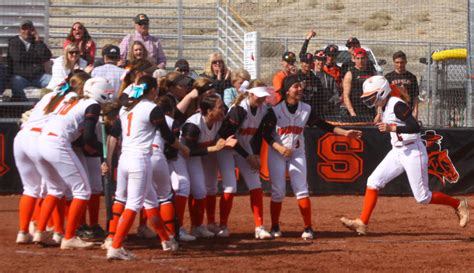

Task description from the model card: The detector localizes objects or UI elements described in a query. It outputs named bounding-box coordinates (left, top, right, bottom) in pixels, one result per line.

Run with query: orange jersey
left=272, top=70, right=287, bottom=105
left=323, top=65, right=341, bottom=86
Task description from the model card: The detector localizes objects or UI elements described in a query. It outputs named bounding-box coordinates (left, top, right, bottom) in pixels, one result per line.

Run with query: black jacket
left=7, top=36, right=52, bottom=80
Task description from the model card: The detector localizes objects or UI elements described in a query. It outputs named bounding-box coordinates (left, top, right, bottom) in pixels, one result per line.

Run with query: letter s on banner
left=317, top=133, right=363, bottom=182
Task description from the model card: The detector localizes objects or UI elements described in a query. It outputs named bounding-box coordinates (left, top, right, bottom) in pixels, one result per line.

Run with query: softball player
left=32, top=77, right=114, bottom=249
left=107, top=76, right=189, bottom=260
left=14, top=84, right=71, bottom=244
left=180, top=93, right=236, bottom=238
left=340, top=75, right=469, bottom=235
left=215, top=81, right=272, bottom=239
left=262, top=75, right=362, bottom=240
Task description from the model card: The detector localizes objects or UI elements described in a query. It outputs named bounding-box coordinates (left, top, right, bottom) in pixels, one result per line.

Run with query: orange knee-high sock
left=188, top=196, right=197, bottom=227
left=88, top=194, right=101, bottom=226
left=32, top=198, right=43, bottom=223
left=430, top=192, right=460, bottom=208
left=360, top=188, right=379, bottom=225
left=206, top=195, right=216, bottom=224
left=270, top=201, right=282, bottom=226
left=19, top=195, right=37, bottom=232
left=297, top=197, right=312, bottom=228
left=159, top=202, right=176, bottom=236
left=139, top=207, right=147, bottom=226
left=112, top=209, right=137, bottom=249
left=195, top=198, right=206, bottom=226
left=108, top=201, right=125, bottom=239
left=64, top=198, right=88, bottom=240
left=52, top=197, right=66, bottom=234
left=36, top=195, right=60, bottom=232
left=175, top=195, right=187, bottom=227
left=219, top=193, right=234, bottom=227
left=146, top=207, right=170, bottom=241
left=250, top=188, right=264, bottom=227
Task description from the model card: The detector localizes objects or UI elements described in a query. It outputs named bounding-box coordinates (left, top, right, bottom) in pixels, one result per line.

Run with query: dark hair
left=155, top=95, right=175, bottom=116
left=126, top=75, right=157, bottom=111
left=199, top=93, right=221, bottom=116
left=69, top=71, right=91, bottom=94
left=66, top=22, right=92, bottom=42
left=392, top=51, right=407, bottom=61
left=118, top=59, right=154, bottom=97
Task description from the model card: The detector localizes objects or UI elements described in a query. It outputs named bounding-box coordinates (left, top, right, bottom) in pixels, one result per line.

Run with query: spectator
left=200, top=53, right=232, bottom=96
left=385, top=51, right=419, bottom=118
left=126, top=40, right=149, bottom=64
left=340, top=37, right=376, bottom=77
left=174, top=59, right=199, bottom=79
left=47, top=43, right=92, bottom=89
left=119, top=13, right=166, bottom=69
left=313, top=50, right=340, bottom=115
left=272, top=51, right=297, bottom=104
left=342, top=48, right=376, bottom=118
left=7, top=19, right=52, bottom=101
left=91, top=45, right=125, bottom=96
left=297, top=52, right=325, bottom=115
left=323, top=44, right=342, bottom=87
left=63, top=22, right=96, bottom=65
left=223, top=69, right=251, bottom=108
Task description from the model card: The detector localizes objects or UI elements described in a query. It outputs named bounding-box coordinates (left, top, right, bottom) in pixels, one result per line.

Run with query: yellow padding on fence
left=432, top=48, right=467, bottom=61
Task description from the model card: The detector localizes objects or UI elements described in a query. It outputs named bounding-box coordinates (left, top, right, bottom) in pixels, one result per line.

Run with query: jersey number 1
left=126, top=112, right=133, bottom=136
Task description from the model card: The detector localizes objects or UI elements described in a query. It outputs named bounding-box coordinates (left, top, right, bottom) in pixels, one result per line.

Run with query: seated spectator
left=340, top=37, right=376, bottom=77
left=323, top=44, right=342, bottom=88
left=200, top=53, right=232, bottom=96
left=91, top=45, right=124, bottom=96
left=63, top=22, right=96, bottom=65
left=127, top=40, right=150, bottom=65
left=223, top=69, right=251, bottom=108
left=297, top=53, right=324, bottom=115
left=47, top=43, right=92, bottom=89
left=313, top=50, right=340, bottom=115
left=272, top=51, right=297, bottom=104
left=342, top=48, right=376, bottom=118
left=7, top=20, right=52, bottom=101
left=385, top=51, right=419, bottom=118
left=119, top=13, right=166, bottom=68
left=174, top=59, right=199, bottom=79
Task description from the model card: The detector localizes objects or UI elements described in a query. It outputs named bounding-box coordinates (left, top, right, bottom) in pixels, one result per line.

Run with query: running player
left=340, top=76, right=470, bottom=235
left=262, top=75, right=362, bottom=240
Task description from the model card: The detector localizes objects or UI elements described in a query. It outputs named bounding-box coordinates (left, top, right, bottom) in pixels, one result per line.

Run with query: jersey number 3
left=317, top=133, right=363, bottom=183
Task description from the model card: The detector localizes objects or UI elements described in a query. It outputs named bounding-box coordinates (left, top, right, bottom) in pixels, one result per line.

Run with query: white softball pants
left=216, top=149, right=261, bottom=193
left=116, top=152, right=159, bottom=212
left=151, top=151, right=173, bottom=202
left=37, top=134, right=91, bottom=200
left=268, top=147, right=309, bottom=202
left=73, top=148, right=103, bottom=194
left=367, top=140, right=432, bottom=204
left=186, top=153, right=219, bottom=200
left=169, top=154, right=191, bottom=197
left=13, top=130, right=42, bottom=198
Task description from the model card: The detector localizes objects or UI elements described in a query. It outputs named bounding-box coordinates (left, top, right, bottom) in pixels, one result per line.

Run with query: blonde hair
left=232, top=79, right=266, bottom=107
left=203, top=52, right=227, bottom=78
left=63, top=43, right=80, bottom=71
left=127, top=41, right=148, bottom=63
left=231, top=69, right=251, bottom=85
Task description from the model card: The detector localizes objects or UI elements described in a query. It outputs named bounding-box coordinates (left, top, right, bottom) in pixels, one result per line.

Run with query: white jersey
left=182, top=112, right=221, bottom=148
left=232, top=97, right=268, bottom=154
left=152, top=115, right=174, bottom=155
left=120, top=99, right=157, bottom=155
left=382, top=96, right=419, bottom=147
left=271, top=101, right=311, bottom=151
left=21, top=92, right=59, bottom=131
left=42, top=98, right=99, bottom=142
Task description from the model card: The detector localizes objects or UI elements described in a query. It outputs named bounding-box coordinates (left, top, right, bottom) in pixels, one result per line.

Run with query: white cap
left=248, top=86, right=270, bottom=98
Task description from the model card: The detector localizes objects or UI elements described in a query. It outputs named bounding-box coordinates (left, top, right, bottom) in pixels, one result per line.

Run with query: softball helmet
left=361, top=75, right=392, bottom=108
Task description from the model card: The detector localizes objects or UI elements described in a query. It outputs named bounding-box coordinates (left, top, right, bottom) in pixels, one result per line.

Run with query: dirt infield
left=0, top=194, right=473, bottom=272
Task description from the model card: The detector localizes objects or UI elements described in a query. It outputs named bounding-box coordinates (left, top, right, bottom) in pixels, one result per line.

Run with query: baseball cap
left=313, top=50, right=327, bottom=61
left=248, top=86, right=270, bottom=98
left=324, top=44, right=339, bottom=56
left=102, top=45, right=120, bottom=58
left=174, top=59, right=190, bottom=72
left=133, top=13, right=149, bottom=24
left=171, top=74, right=194, bottom=89
left=300, top=53, right=314, bottom=64
left=346, top=37, right=361, bottom=48
left=353, top=47, right=367, bottom=57
left=282, top=51, right=296, bottom=65
left=280, top=75, right=301, bottom=96
left=20, top=19, right=34, bottom=28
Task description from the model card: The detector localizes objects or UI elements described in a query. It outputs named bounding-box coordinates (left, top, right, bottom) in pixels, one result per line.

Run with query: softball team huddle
left=13, top=70, right=469, bottom=261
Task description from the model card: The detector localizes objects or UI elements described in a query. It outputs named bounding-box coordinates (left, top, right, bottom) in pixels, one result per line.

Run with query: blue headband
left=56, top=82, right=70, bottom=96
left=129, top=83, right=147, bottom=99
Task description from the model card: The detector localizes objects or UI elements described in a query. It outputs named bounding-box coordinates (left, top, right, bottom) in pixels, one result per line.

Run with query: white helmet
left=83, top=77, right=114, bottom=104
left=361, top=75, right=392, bottom=108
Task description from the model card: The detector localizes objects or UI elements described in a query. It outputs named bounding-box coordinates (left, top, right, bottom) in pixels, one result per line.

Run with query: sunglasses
left=177, top=68, right=189, bottom=73
left=212, top=60, right=223, bottom=65
left=21, top=26, right=34, bottom=31
left=68, top=51, right=80, bottom=55
left=137, top=21, right=149, bottom=26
